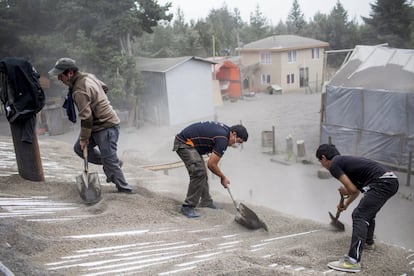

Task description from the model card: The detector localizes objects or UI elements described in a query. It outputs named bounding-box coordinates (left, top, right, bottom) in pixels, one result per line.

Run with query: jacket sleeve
left=73, top=91, right=92, bottom=141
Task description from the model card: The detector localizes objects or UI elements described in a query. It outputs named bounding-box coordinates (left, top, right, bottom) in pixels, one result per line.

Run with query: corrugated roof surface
left=241, top=35, right=329, bottom=51
left=137, top=56, right=215, bottom=73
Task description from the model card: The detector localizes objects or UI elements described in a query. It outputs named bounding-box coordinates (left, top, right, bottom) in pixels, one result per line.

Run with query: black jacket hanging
left=0, top=57, right=46, bottom=123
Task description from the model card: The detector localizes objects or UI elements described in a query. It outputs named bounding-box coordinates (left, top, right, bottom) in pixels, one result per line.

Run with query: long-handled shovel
left=226, top=186, right=268, bottom=231
left=76, top=147, right=101, bottom=205
left=329, top=194, right=345, bottom=231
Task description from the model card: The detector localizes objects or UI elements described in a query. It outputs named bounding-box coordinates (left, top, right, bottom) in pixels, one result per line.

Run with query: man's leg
left=176, top=146, right=207, bottom=207
left=91, top=125, right=132, bottom=192
left=348, top=180, right=398, bottom=262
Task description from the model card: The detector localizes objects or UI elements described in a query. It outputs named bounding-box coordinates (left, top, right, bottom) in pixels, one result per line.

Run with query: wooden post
left=272, top=126, right=276, bottom=154
left=10, top=118, right=44, bottom=181
left=297, top=140, right=306, bottom=158
left=239, top=120, right=244, bottom=150
left=407, top=151, right=412, bottom=187
left=286, top=134, right=293, bottom=160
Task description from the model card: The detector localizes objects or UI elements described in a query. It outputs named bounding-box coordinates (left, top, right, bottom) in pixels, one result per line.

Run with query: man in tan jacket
left=49, top=58, right=132, bottom=193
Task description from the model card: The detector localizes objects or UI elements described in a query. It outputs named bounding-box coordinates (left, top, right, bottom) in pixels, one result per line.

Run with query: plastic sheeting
left=321, top=45, right=414, bottom=167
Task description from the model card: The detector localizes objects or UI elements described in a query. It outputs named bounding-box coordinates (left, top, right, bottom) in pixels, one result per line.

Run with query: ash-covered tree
left=362, top=0, right=414, bottom=48
left=287, top=0, right=306, bottom=35
left=241, top=4, right=270, bottom=43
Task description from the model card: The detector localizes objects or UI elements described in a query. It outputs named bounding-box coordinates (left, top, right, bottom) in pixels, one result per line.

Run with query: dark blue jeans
left=348, top=177, right=399, bottom=262
left=74, top=125, right=129, bottom=188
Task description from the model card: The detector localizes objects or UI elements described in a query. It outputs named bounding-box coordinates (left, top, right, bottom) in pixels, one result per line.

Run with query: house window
left=312, top=48, right=320, bottom=59
left=260, top=52, right=271, bottom=64
left=261, top=74, right=271, bottom=85
left=287, top=73, right=295, bottom=84
left=288, top=50, right=296, bottom=63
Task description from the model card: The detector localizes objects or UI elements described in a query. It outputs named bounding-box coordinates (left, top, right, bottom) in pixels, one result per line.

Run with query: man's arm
left=337, top=174, right=360, bottom=210
left=207, top=152, right=230, bottom=187
left=73, top=91, right=92, bottom=149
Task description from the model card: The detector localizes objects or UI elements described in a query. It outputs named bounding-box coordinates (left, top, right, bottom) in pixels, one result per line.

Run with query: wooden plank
left=141, top=156, right=209, bottom=171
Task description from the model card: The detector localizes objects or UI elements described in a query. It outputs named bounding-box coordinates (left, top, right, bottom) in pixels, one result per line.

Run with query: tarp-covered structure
left=321, top=45, right=414, bottom=167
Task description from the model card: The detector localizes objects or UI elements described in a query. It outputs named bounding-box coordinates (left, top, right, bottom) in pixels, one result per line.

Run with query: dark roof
left=240, top=35, right=329, bottom=51
left=137, top=56, right=215, bottom=73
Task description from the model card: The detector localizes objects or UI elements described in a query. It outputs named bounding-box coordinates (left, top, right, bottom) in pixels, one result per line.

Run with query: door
left=299, top=67, right=309, bottom=87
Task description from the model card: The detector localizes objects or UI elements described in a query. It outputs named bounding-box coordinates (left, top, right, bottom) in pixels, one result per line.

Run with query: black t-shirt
left=176, top=121, right=230, bottom=157
left=329, top=155, right=388, bottom=190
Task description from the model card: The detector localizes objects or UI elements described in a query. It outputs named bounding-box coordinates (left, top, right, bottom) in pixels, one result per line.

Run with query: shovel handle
left=226, top=186, right=239, bottom=211
left=335, top=194, right=345, bottom=219
left=83, top=147, right=88, bottom=173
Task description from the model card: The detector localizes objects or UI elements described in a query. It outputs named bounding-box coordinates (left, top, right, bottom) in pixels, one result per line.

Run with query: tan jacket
left=70, top=72, right=120, bottom=141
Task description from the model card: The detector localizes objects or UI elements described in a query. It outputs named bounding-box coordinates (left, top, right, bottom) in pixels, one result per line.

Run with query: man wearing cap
left=173, top=121, right=248, bottom=218
left=49, top=58, right=133, bottom=193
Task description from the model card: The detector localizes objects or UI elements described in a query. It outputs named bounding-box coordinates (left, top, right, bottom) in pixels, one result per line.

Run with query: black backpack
left=0, top=57, right=46, bottom=123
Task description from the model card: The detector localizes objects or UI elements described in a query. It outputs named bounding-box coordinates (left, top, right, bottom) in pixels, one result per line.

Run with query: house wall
left=166, top=60, right=214, bottom=126
left=241, top=48, right=324, bottom=93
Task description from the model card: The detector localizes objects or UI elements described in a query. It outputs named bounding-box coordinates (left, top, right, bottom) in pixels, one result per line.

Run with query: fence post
left=407, top=151, right=412, bottom=187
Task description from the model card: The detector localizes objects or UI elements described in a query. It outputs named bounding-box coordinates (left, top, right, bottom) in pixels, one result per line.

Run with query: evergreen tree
left=287, top=0, right=306, bottom=35
left=242, top=4, right=269, bottom=43
left=362, top=0, right=414, bottom=48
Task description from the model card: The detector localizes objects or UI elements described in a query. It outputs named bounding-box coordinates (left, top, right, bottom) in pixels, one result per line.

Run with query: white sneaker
left=327, top=256, right=361, bottom=273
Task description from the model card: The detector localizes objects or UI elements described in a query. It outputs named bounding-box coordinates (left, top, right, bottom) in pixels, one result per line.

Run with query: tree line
left=0, top=0, right=413, bottom=108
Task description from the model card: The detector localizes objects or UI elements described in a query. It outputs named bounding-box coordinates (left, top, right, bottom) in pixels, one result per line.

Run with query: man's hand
left=338, top=186, right=348, bottom=196
left=220, top=176, right=230, bottom=188
left=80, top=139, right=88, bottom=150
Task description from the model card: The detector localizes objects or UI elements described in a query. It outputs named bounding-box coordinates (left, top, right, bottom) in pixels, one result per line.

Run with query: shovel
left=329, top=194, right=345, bottom=231
left=76, top=147, right=101, bottom=205
left=226, top=186, right=268, bottom=231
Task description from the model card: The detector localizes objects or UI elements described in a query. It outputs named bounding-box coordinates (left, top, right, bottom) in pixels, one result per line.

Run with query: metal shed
left=137, top=56, right=216, bottom=126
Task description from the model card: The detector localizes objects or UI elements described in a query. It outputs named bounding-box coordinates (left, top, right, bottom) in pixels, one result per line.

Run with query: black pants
left=348, top=177, right=399, bottom=262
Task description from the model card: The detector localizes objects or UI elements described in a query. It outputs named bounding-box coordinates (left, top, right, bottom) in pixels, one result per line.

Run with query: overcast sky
left=158, top=0, right=374, bottom=24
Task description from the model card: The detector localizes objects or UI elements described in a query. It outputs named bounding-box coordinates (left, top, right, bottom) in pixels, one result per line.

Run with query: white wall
left=166, top=60, right=214, bottom=125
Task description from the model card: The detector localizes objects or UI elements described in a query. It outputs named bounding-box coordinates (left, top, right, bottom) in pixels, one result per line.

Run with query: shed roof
left=240, top=35, right=329, bottom=52
left=328, top=45, right=414, bottom=92
left=137, top=56, right=215, bottom=73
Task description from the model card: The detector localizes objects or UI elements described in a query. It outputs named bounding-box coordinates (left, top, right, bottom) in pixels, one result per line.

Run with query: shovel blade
left=235, top=203, right=268, bottom=231
left=329, top=211, right=345, bottom=231
left=76, top=172, right=101, bottom=205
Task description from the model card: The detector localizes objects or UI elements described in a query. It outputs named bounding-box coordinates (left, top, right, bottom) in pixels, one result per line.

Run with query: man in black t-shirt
left=316, top=144, right=399, bottom=273
left=173, top=121, right=248, bottom=218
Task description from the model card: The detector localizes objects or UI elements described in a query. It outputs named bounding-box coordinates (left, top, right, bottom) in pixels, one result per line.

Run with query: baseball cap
left=48, top=58, right=76, bottom=76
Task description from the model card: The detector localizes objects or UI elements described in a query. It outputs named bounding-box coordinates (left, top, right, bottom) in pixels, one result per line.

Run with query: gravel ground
left=0, top=91, right=413, bottom=275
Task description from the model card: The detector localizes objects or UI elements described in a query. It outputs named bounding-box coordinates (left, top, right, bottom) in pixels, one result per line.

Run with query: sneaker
left=116, top=184, right=133, bottom=193
left=365, top=243, right=375, bottom=251
left=327, top=256, right=361, bottom=273
left=181, top=205, right=200, bottom=218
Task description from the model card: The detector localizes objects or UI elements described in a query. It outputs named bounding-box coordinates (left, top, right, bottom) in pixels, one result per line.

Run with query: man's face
left=318, top=155, right=330, bottom=169
left=229, top=132, right=244, bottom=147
left=57, top=70, right=73, bottom=86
